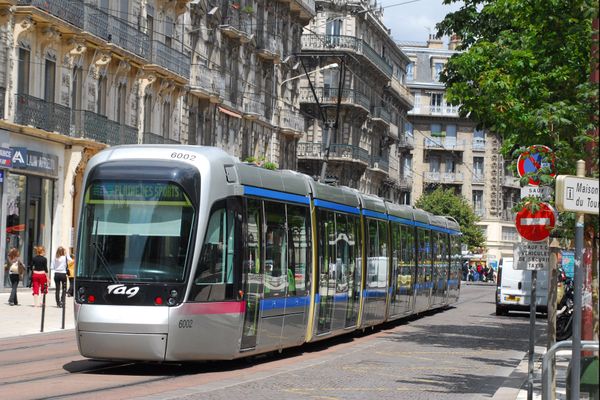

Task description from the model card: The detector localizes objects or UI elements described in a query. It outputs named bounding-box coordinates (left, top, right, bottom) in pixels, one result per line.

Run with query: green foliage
left=243, top=156, right=278, bottom=170
left=415, top=187, right=486, bottom=252
left=436, top=0, right=599, bottom=175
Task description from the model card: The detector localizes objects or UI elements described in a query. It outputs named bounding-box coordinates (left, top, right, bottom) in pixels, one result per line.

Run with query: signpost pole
left=527, top=269, right=537, bottom=400
left=570, top=160, right=585, bottom=400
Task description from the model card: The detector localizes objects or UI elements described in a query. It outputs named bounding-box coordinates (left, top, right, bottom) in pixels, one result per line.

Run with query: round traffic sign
left=515, top=202, right=556, bottom=242
left=517, top=145, right=556, bottom=186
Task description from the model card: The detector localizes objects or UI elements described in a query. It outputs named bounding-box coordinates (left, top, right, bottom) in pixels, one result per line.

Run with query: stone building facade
left=400, top=36, right=521, bottom=263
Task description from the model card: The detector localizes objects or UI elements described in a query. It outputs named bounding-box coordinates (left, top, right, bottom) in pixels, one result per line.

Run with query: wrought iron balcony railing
left=142, top=131, right=180, bottom=144
left=278, top=108, right=305, bottom=133
left=15, top=93, right=71, bottom=136
left=398, top=135, right=415, bottom=149
left=409, top=104, right=460, bottom=116
left=398, top=175, right=413, bottom=189
left=472, top=174, right=485, bottom=184
left=257, top=32, right=282, bottom=59
left=299, top=87, right=370, bottom=110
left=18, top=0, right=84, bottom=29
left=371, top=107, right=391, bottom=123
left=220, top=13, right=253, bottom=38
left=150, top=40, right=190, bottom=78
left=297, top=142, right=370, bottom=165
left=370, top=156, right=389, bottom=172
left=243, top=97, right=263, bottom=117
left=72, top=110, right=137, bottom=145
left=301, top=34, right=392, bottom=78
left=503, top=175, right=520, bottom=187
left=472, top=138, right=486, bottom=151
left=389, top=76, right=414, bottom=107
left=424, top=137, right=466, bottom=151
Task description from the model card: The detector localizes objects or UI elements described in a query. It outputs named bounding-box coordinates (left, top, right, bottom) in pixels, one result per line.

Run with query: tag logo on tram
left=107, top=284, right=140, bottom=298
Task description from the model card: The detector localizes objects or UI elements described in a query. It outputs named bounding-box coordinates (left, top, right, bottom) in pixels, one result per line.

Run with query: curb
left=492, top=354, right=530, bottom=400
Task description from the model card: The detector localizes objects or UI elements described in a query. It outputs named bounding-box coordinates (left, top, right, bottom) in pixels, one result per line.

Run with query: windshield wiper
left=91, top=241, right=119, bottom=284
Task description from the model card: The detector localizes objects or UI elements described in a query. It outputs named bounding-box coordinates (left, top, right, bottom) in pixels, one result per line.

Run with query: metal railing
left=409, top=104, right=460, bottom=116
left=73, top=110, right=137, bottom=145
left=503, top=175, right=520, bottom=187
left=18, top=0, right=84, bottom=29
left=142, top=131, right=180, bottom=144
left=220, top=13, right=253, bottom=37
left=243, top=96, right=263, bottom=116
left=424, top=171, right=464, bottom=183
left=278, top=108, right=305, bottom=133
left=472, top=174, right=485, bottom=184
left=389, top=76, right=414, bottom=107
left=299, top=87, right=370, bottom=110
left=398, top=175, right=413, bottom=189
left=424, top=137, right=466, bottom=151
left=15, top=93, right=71, bottom=135
left=370, top=156, right=389, bottom=172
left=301, top=34, right=392, bottom=77
left=371, top=107, right=391, bottom=123
left=293, top=0, right=316, bottom=15
left=150, top=40, right=190, bottom=78
left=472, top=138, right=486, bottom=151
left=257, top=32, right=282, bottom=57
left=542, top=340, right=598, bottom=400
left=398, top=135, right=415, bottom=149
left=297, top=142, right=370, bottom=165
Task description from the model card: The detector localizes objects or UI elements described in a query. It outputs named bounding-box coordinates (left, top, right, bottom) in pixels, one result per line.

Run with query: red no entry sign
left=515, top=202, right=556, bottom=242
left=517, top=145, right=556, bottom=186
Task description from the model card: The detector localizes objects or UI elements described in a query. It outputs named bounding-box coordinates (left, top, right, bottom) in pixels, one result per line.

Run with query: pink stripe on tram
left=183, top=301, right=246, bottom=315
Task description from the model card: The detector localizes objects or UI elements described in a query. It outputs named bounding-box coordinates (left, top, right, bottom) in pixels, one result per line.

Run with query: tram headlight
left=170, top=290, right=178, bottom=297
left=167, top=297, right=177, bottom=306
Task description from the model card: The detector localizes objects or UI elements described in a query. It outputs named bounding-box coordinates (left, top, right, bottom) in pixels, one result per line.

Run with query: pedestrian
left=5, top=247, right=25, bottom=306
left=51, top=246, right=71, bottom=308
left=31, top=245, right=49, bottom=307
left=66, top=253, right=75, bottom=297
left=476, top=263, right=483, bottom=281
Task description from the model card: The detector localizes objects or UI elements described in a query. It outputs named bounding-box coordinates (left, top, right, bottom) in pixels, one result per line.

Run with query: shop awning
left=218, top=106, right=242, bottom=119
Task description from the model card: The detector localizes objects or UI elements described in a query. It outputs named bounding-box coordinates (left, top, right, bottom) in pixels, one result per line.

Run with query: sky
left=379, top=0, right=462, bottom=44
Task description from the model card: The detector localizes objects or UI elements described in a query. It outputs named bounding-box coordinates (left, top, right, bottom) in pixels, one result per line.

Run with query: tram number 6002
left=178, top=319, right=193, bottom=329
left=170, top=152, right=196, bottom=161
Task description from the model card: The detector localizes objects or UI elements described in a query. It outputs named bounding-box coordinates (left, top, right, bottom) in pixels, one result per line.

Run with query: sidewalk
left=0, top=287, right=75, bottom=338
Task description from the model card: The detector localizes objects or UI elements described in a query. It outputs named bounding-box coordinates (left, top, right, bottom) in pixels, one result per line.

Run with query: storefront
left=1, top=144, right=59, bottom=288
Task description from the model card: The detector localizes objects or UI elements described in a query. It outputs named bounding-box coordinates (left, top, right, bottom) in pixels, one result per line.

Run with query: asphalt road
left=0, top=283, right=545, bottom=400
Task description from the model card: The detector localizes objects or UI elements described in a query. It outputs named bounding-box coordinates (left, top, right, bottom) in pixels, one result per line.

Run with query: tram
left=74, top=145, right=461, bottom=362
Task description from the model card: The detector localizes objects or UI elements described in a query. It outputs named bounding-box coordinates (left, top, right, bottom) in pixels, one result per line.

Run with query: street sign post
left=515, top=203, right=556, bottom=242
left=555, top=175, right=599, bottom=215
left=517, top=145, right=556, bottom=186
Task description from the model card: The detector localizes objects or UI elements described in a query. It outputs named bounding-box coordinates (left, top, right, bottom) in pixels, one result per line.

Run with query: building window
left=97, top=75, right=107, bottom=116
left=17, top=47, right=30, bottom=94
left=502, top=226, right=519, bottom=242
left=165, top=16, right=174, bottom=47
left=433, top=62, right=444, bottom=81
left=430, top=93, right=443, bottom=113
left=144, top=94, right=152, bottom=132
left=44, top=58, right=56, bottom=102
left=473, top=157, right=484, bottom=180
left=162, top=102, right=171, bottom=138
left=406, top=62, right=414, bottom=81
left=404, top=121, right=413, bottom=137
left=431, top=123, right=442, bottom=137
left=473, top=190, right=484, bottom=215
left=117, top=83, right=126, bottom=124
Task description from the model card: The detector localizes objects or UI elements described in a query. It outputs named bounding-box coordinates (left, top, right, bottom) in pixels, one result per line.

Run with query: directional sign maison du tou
left=555, top=175, right=599, bottom=215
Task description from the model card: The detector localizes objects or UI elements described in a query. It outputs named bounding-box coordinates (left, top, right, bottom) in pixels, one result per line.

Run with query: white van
left=495, top=257, right=548, bottom=315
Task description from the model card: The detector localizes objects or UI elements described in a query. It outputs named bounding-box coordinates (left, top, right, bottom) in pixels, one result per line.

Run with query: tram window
left=399, top=224, right=415, bottom=290
left=264, top=201, right=287, bottom=298
left=193, top=200, right=237, bottom=301
left=286, top=204, right=310, bottom=297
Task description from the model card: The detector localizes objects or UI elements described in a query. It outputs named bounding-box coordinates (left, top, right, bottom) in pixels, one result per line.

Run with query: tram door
left=241, top=199, right=263, bottom=350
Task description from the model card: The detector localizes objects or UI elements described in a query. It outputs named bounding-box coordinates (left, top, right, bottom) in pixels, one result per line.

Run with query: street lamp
left=279, top=63, right=338, bottom=88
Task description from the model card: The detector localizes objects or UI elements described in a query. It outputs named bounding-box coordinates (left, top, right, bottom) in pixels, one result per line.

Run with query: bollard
left=40, top=282, right=47, bottom=332
left=61, top=285, right=66, bottom=329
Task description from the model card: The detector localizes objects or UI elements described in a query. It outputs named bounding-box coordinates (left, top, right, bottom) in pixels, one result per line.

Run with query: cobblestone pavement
left=135, top=284, right=544, bottom=400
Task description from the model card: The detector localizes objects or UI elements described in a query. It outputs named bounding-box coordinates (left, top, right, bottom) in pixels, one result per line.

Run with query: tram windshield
left=77, top=180, right=195, bottom=283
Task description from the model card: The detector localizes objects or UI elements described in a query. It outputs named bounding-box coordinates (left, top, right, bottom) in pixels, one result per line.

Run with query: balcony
left=220, top=13, right=253, bottom=41
left=190, top=69, right=225, bottom=102
left=299, top=87, right=370, bottom=111
left=472, top=174, right=485, bottom=185
left=18, top=0, right=84, bottom=30
left=142, top=131, right=180, bottom=144
left=398, top=175, right=413, bottom=190
left=472, top=138, right=486, bottom=151
left=398, top=134, right=415, bottom=150
left=424, top=172, right=464, bottom=183
left=301, top=34, right=392, bottom=78
left=15, top=93, right=71, bottom=136
left=243, top=97, right=263, bottom=120
left=502, top=209, right=517, bottom=222
left=503, top=175, right=520, bottom=187
left=424, top=137, right=465, bottom=151
left=389, top=76, right=414, bottom=108
left=0, top=87, right=5, bottom=119
left=474, top=207, right=486, bottom=218
left=297, top=142, right=370, bottom=166
left=369, top=156, right=389, bottom=173
left=408, top=104, right=460, bottom=117
left=290, top=0, right=316, bottom=20
left=72, top=110, right=137, bottom=145
left=370, top=107, right=391, bottom=127
left=149, top=40, right=190, bottom=80
left=277, top=108, right=305, bottom=136
left=257, top=32, right=282, bottom=62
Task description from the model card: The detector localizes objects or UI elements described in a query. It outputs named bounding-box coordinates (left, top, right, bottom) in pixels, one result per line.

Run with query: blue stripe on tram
left=243, top=186, right=310, bottom=205
left=259, top=295, right=310, bottom=311
left=313, top=199, right=360, bottom=215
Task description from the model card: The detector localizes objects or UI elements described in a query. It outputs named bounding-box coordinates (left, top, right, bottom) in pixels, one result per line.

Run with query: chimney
left=426, top=34, right=443, bottom=49
left=448, top=34, right=462, bottom=50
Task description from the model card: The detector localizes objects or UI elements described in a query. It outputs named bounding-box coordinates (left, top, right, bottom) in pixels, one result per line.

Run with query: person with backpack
left=5, top=247, right=25, bottom=306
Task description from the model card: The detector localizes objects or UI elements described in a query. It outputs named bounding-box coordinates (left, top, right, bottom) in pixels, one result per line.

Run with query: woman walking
left=5, top=248, right=25, bottom=306
left=31, top=246, right=49, bottom=307
left=51, top=246, right=71, bottom=308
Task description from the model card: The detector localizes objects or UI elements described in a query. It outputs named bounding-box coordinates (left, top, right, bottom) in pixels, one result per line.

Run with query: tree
left=436, top=0, right=599, bottom=176
left=415, top=187, right=486, bottom=251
